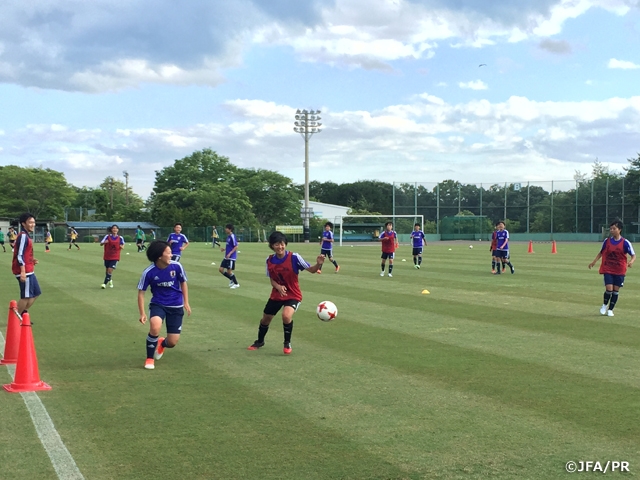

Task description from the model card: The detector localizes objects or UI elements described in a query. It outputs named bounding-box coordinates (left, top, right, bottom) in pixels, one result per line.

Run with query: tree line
left=2, top=151, right=640, bottom=234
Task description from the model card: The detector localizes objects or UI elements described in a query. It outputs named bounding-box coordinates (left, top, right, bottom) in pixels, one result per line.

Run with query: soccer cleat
left=283, top=343, right=292, bottom=355
left=101, top=284, right=106, bottom=289
left=388, top=273, right=393, bottom=277
left=414, top=264, right=419, bottom=269
left=154, top=338, right=165, bottom=360
left=229, top=280, right=234, bottom=287
left=600, top=304, right=608, bottom=315
left=380, top=271, right=385, bottom=276
left=607, top=310, right=615, bottom=317
left=247, top=341, right=265, bottom=350
left=108, top=280, right=113, bottom=288
left=510, top=266, right=515, bottom=274
left=335, top=265, right=340, bottom=273
left=491, top=269, right=496, bottom=274
left=317, top=269, right=322, bottom=274
left=144, top=358, right=155, bottom=370
left=417, top=265, right=421, bottom=269
left=230, top=283, right=240, bottom=289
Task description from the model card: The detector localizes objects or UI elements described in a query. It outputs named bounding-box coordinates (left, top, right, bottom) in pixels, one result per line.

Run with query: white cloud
left=458, top=80, right=488, bottom=90
left=608, top=58, right=640, bottom=69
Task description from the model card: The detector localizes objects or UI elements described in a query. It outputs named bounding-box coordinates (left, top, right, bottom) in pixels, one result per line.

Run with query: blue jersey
left=495, top=230, right=509, bottom=250
left=225, top=233, right=238, bottom=260
left=138, top=261, right=188, bottom=308
left=410, top=230, right=425, bottom=248
left=321, top=231, right=334, bottom=250
left=167, top=233, right=189, bottom=255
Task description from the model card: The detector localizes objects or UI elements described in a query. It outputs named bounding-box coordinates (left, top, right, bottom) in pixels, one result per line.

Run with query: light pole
left=294, top=109, right=322, bottom=242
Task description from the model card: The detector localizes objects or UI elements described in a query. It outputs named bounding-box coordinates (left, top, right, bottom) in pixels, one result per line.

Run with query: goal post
left=336, top=215, right=424, bottom=246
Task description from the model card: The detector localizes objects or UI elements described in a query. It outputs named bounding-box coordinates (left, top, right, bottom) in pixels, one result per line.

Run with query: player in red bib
left=12, top=213, right=41, bottom=317
left=100, top=224, right=125, bottom=289
left=378, top=221, right=399, bottom=277
left=588, top=219, right=636, bottom=317
left=247, top=231, right=324, bottom=355
left=490, top=227, right=499, bottom=273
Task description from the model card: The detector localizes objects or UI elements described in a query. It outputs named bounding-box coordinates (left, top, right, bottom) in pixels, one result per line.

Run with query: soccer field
left=1, top=241, right=638, bottom=479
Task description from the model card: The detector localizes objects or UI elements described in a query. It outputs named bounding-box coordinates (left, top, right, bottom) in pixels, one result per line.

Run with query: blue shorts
left=149, top=303, right=184, bottom=334
left=495, top=250, right=508, bottom=259
left=381, top=252, right=394, bottom=260
left=17, top=274, right=42, bottom=299
left=320, top=248, right=333, bottom=258
left=104, top=260, right=118, bottom=269
left=220, top=258, right=236, bottom=270
left=412, top=247, right=423, bottom=256
left=603, top=274, right=625, bottom=288
left=171, top=254, right=181, bottom=262
left=263, top=299, right=301, bottom=316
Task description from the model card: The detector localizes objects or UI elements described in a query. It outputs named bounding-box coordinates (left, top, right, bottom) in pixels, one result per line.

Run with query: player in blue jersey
left=219, top=224, right=240, bottom=288
left=494, top=221, right=514, bottom=274
left=167, top=223, right=189, bottom=262
left=410, top=223, right=426, bottom=269
left=138, top=240, right=191, bottom=370
left=318, top=222, right=340, bottom=273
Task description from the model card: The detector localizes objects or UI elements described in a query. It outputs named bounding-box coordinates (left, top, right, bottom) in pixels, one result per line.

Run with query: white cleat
left=607, top=310, right=614, bottom=317
left=380, top=272, right=384, bottom=276
left=108, top=280, right=113, bottom=288
left=230, top=284, right=240, bottom=289
left=388, top=273, right=393, bottom=277
left=599, top=304, right=608, bottom=315
left=101, top=284, right=106, bottom=289
left=229, top=281, right=234, bottom=287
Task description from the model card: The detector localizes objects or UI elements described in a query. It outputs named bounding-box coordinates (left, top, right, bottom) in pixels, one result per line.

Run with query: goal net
left=335, top=215, right=424, bottom=246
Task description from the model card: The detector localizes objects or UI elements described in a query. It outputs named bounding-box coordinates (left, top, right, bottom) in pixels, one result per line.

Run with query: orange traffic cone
left=527, top=240, right=534, bottom=254
left=0, top=300, right=21, bottom=365
left=3, top=313, right=51, bottom=393
left=551, top=241, right=558, bottom=254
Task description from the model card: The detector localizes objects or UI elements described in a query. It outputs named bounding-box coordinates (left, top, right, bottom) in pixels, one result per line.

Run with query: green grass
left=1, top=241, right=639, bottom=479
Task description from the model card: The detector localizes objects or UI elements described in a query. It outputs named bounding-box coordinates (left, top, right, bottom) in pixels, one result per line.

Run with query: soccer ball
left=469, top=245, right=473, bottom=249
left=317, top=301, right=338, bottom=322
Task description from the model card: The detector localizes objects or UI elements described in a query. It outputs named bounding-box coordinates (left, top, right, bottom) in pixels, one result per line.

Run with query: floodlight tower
left=294, top=109, right=322, bottom=242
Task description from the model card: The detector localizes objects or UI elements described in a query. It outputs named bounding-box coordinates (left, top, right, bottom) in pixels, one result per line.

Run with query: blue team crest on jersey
left=170, top=270, right=176, bottom=277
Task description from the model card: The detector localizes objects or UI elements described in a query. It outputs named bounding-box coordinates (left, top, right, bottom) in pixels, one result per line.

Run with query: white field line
left=1, top=332, right=84, bottom=480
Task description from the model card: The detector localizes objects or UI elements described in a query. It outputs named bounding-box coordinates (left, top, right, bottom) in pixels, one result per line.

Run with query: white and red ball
left=316, top=301, right=338, bottom=322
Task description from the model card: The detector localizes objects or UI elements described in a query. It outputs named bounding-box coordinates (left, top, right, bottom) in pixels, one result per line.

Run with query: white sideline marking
left=1, top=332, right=85, bottom=480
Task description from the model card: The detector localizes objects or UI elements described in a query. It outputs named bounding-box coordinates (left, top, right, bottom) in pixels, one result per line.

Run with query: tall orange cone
left=3, top=313, right=51, bottom=393
left=1, top=301, right=21, bottom=365
left=527, top=240, right=534, bottom=254
left=551, top=241, right=558, bottom=254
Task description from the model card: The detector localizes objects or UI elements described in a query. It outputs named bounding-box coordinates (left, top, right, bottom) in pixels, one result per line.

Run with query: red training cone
left=3, top=313, right=51, bottom=393
left=1, top=300, right=21, bottom=365
left=527, top=240, right=534, bottom=254
left=551, top=241, right=557, bottom=254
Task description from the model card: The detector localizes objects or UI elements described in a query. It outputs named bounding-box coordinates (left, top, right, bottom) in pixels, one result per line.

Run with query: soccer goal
left=335, top=215, right=424, bottom=246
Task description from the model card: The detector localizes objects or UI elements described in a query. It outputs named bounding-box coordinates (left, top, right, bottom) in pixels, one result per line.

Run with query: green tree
left=235, top=169, right=302, bottom=225
left=154, top=149, right=237, bottom=194
left=0, top=166, right=76, bottom=219
left=151, top=185, right=256, bottom=227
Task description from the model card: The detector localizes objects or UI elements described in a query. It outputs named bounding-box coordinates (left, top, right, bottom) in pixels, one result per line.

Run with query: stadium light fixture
left=293, top=109, right=322, bottom=242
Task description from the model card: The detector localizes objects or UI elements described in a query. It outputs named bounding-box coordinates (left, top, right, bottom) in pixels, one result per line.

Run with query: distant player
left=8, top=227, right=17, bottom=252
left=138, top=240, right=191, bottom=370
left=68, top=227, right=80, bottom=250
left=135, top=225, right=147, bottom=253
left=12, top=213, right=41, bottom=317
left=167, top=223, right=189, bottom=262
left=318, top=221, right=340, bottom=273
left=247, top=231, right=324, bottom=355
left=44, top=229, right=52, bottom=252
left=378, top=222, right=399, bottom=277
left=211, top=225, right=221, bottom=247
left=494, top=221, right=514, bottom=274
left=100, top=224, right=125, bottom=289
left=219, top=224, right=240, bottom=289
left=490, top=226, right=499, bottom=273
left=0, top=227, right=5, bottom=252
left=410, top=223, right=426, bottom=269
left=150, top=229, right=157, bottom=240
left=588, top=219, right=636, bottom=317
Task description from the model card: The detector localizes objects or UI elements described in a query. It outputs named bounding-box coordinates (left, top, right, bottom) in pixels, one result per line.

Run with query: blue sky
left=1, top=0, right=639, bottom=198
